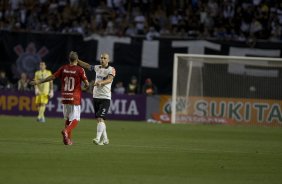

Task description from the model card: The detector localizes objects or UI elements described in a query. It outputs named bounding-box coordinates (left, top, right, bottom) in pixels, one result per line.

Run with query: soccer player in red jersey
left=30, top=51, right=89, bottom=145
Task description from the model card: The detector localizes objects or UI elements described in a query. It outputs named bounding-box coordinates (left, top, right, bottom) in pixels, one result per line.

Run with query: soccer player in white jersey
left=77, top=53, right=116, bottom=145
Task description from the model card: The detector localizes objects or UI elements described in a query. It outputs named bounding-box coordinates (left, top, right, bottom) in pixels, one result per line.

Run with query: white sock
left=102, top=122, right=108, bottom=141
left=96, top=122, right=104, bottom=140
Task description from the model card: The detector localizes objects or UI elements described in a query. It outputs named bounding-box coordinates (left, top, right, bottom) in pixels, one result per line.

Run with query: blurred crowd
left=1, top=0, right=282, bottom=95
left=0, top=0, right=282, bottom=41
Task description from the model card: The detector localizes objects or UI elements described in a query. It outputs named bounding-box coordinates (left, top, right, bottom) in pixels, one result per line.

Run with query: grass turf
left=0, top=115, right=282, bottom=184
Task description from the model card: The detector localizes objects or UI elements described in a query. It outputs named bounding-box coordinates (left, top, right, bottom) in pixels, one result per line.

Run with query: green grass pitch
left=0, top=115, right=282, bottom=184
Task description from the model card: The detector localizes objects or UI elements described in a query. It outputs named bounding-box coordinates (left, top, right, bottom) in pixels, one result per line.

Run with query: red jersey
left=54, top=64, right=88, bottom=105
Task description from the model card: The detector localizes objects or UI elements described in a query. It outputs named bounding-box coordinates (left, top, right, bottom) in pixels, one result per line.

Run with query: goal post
left=171, top=54, right=282, bottom=125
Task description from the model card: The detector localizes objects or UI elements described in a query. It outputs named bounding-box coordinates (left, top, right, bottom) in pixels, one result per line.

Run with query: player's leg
left=93, top=98, right=104, bottom=145
left=35, top=95, right=42, bottom=121
left=37, top=104, right=46, bottom=122
left=61, top=104, right=72, bottom=145
left=65, top=119, right=71, bottom=138
left=65, top=119, right=70, bottom=127
left=65, top=105, right=80, bottom=142
left=101, top=121, right=109, bottom=145
left=38, top=104, right=43, bottom=120
left=93, top=118, right=104, bottom=145
left=40, top=95, right=49, bottom=122
left=65, top=119, right=78, bottom=142
left=101, top=99, right=110, bottom=144
left=36, top=95, right=48, bottom=123
left=93, top=98, right=110, bottom=145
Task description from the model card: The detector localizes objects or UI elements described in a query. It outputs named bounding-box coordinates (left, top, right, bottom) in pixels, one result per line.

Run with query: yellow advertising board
left=158, top=95, right=282, bottom=125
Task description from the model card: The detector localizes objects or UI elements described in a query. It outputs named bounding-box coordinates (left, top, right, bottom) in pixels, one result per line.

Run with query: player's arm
left=49, top=80, right=54, bottom=98
left=77, top=59, right=92, bottom=70
left=34, top=72, right=40, bottom=95
left=94, top=75, right=114, bottom=87
left=30, top=75, right=56, bottom=85
left=80, top=67, right=90, bottom=90
left=83, top=79, right=90, bottom=90
left=34, top=85, right=40, bottom=95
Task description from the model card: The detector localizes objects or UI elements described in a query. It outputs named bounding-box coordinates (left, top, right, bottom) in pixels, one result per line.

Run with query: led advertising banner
left=0, top=90, right=146, bottom=121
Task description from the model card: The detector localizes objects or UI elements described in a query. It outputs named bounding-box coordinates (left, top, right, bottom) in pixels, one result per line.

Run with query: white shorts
left=63, top=104, right=81, bottom=121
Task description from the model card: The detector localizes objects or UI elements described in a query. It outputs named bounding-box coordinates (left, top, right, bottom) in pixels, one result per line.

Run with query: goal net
left=171, top=54, right=282, bottom=126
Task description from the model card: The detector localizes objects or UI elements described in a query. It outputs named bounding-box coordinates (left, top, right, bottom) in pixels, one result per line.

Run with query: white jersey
left=91, top=65, right=115, bottom=99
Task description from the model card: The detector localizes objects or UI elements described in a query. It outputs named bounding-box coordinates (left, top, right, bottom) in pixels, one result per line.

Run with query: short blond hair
left=69, top=51, right=78, bottom=62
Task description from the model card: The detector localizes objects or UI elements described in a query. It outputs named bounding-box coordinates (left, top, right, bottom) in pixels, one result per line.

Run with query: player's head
left=39, top=61, right=46, bottom=71
left=100, top=53, right=110, bottom=68
left=131, top=75, right=137, bottom=84
left=145, top=78, right=152, bottom=85
left=69, top=51, right=78, bottom=64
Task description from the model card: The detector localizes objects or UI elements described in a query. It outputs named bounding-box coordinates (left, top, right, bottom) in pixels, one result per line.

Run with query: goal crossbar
left=174, top=54, right=282, bottom=67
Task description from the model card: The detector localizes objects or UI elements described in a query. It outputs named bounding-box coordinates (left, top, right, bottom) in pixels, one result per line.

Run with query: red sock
left=64, top=119, right=71, bottom=138
left=65, top=119, right=78, bottom=139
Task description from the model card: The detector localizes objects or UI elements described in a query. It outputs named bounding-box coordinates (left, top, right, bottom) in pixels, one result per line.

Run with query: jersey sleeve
left=109, top=67, right=116, bottom=77
left=53, top=66, right=63, bottom=78
left=81, top=68, right=88, bottom=81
